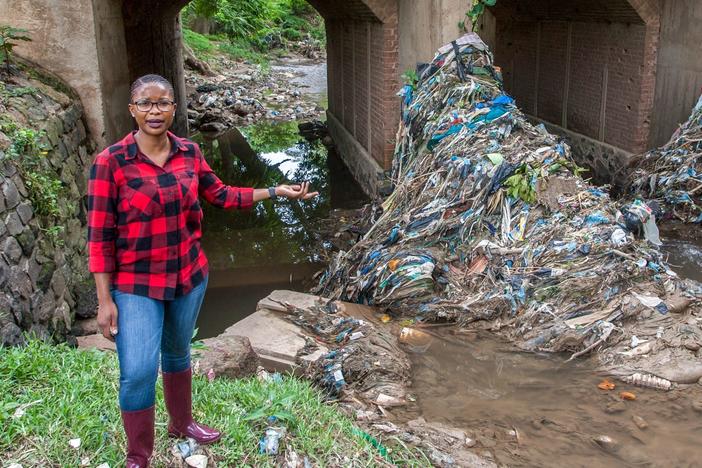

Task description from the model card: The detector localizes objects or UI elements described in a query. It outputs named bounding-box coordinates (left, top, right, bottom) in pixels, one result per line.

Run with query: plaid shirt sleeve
left=87, top=153, right=118, bottom=273
left=195, top=143, right=254, bottom=209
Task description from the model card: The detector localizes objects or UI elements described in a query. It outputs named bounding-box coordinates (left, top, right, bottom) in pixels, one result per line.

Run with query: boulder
left=195, top=334, right=259, bottom=379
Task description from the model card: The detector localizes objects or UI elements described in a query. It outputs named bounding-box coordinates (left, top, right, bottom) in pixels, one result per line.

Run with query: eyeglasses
left=132, top=99, right=175, bottom=112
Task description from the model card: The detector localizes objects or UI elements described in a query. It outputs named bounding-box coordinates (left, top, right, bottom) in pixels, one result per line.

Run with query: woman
left=87, top=74, right=317, bottom=467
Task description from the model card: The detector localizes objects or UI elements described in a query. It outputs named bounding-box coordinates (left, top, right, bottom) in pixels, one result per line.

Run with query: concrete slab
left=226, top=290, right=381, bottom=374
left=76, top=333, right=116, bottom=351
left=224, top=305, right=327, bottom=374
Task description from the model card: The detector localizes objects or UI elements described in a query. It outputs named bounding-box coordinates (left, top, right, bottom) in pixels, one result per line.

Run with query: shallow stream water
left=405, top=330, right=702, bottom=467
left=193, top=122, right=366, bottom=338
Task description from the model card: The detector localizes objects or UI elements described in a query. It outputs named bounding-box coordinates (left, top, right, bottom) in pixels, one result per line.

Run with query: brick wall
left=492, top=0, right=661, bottom=155
left=316, top=1, right=399, bottom=172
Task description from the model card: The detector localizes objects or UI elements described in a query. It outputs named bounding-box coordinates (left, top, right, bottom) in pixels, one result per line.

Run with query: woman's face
left=129, top=82, right=176, bottom=137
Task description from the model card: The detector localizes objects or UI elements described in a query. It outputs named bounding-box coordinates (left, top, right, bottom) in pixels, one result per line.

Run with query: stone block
left=11, top=175, right=28, bottom=198
left=5, top=211, right=24, bottom=237
left=9, top=266, right=32, bottom=301
left=16, top=202, right=33, bottom=224
left=196, top=334, right=260, bottom=379
left=35, top=292, right=56, bottom=323
left=71, top=317, right=98, bottom=336
left=50, top=268, right=67, bottom=297
left=76, top=333, right=116, bottom=351
left=3, top=236, right=23, bottom=263
left=2, top=180, right=20, bottom=210
left=0, top=322, right=25, bottom=346
left=16, top=227, right=36, bottom=256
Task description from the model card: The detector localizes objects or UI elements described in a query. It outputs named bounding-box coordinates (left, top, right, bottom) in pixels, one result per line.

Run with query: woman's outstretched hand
left=97, top=300, right=119, bottom=342
left=276, top=182, right=319, bottom=200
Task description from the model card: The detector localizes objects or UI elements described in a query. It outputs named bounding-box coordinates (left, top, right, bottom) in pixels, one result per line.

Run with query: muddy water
left=405, top=331, right=702, bottom=467
left=193, top=123, right=366, bottom=338
left=661, top=229, right=702, bottom=283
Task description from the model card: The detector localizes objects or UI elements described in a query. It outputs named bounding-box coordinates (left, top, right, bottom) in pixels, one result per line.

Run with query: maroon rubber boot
left=121, top=406, right=155, bottom=468
left=162, top=368, right=222, bottom=444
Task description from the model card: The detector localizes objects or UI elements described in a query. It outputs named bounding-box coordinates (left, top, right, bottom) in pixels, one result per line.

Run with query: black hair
left=130, top=74, right=175, bottom=100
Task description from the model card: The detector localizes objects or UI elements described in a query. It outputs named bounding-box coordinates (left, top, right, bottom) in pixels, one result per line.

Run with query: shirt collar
left=124, top=130, right=189, bottom=160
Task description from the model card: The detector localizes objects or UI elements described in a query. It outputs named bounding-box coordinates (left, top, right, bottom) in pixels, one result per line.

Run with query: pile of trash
left=315, top=33, right=702, bottom=371
left=272, top=298, right=411, bottom=408
left=629, top=94, right=702, bottom=224
left=185, top=56, right=324, bottom=133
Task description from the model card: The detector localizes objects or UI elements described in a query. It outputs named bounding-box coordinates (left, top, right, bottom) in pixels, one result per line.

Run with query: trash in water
left=597, top=379, right=616, bottom=391
left=314, top=31, right=700, bottom=366
left=260, top=426, right=286, bottom=455
left=629, top=93, right=702, bottom=224
left=620, top=391, right=637, bottom=401
left=399, top=327, right=433, bottom=353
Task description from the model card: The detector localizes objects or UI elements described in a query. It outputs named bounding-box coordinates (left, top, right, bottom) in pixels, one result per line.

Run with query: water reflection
left=192, top=122, right=367, bottom=337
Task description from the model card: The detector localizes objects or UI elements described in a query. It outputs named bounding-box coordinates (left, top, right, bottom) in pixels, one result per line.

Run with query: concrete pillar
left=121, top=0, right=191, bottom=137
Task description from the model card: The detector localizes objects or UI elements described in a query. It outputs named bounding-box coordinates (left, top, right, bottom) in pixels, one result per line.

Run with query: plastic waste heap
left=629, top=94, right=702, bottom=224
left=316, top=33, right=700, bottom=358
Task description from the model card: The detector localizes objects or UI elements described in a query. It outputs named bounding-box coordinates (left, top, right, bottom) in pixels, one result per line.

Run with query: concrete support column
left=122, top=0, right=191, bottom=137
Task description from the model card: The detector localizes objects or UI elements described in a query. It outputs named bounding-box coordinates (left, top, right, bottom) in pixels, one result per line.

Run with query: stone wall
left=0, top=66, right=93, bottom=347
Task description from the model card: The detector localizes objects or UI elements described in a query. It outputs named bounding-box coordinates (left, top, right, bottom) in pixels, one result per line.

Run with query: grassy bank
left=0, top=341, right=426, bottom=466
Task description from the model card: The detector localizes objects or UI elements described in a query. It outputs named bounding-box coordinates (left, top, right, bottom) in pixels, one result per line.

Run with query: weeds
left=0, top=340, right=427, bottom=466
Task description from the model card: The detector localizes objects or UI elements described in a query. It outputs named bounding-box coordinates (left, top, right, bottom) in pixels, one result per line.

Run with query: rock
left=50, top=268, right=67, bottom=297
left=8, top=267, right=32, bottom=300
left=196, top=83, right=219, bottom=93
left=35, top=292, right=56, bottom=323
left=71, top=317, right=98, bottom=336
left=605, top=400, right=627, bottom=414
left=199, top=121, right=228, bottom=133
left=52, top=300, right=71, bottom=333
left=5, top=211, right=24, bottom=236
left=16, top=227, right=36, bottom=256
left=2, top=179, right=20, bottom=209
left=692, top=400, right=702, bottom=413
left=0, top=256, right=8, bottom=288
left=594, top=435, right=619, bottom=453
left=16, top=202, right=33, bottom=224
left=28, top=323, right=51, bottom=342
left=74, top=280, right=98, bottom=319
left=76, top=333, right=115, bottom=351
left=0, top=322, right=25, bottom=346
left=196, top=334, right=259, bottom=379
left=632, top=415, right=648, bottom=430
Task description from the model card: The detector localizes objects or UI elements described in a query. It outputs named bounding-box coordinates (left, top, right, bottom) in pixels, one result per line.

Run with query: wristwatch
left=268, top=187, right=278, bottom=200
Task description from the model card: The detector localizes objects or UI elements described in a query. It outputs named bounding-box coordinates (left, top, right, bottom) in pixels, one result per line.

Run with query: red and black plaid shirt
left=87, top=131, right=254, bottom=300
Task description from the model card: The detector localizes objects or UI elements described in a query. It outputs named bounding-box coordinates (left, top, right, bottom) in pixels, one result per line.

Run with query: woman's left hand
left=276, top=182, right=319, bottom=200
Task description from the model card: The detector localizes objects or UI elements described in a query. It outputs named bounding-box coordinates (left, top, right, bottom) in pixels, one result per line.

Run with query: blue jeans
left=111, top=277, right=208, bottom=411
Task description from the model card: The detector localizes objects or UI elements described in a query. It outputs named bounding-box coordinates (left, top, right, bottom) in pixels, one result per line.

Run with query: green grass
left=0, top=340, right=427, bottom=467
left=183, top=28, right=215, bottom=56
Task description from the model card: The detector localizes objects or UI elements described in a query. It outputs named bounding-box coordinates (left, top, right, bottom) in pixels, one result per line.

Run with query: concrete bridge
left=2, top=0, right=701, bottom=195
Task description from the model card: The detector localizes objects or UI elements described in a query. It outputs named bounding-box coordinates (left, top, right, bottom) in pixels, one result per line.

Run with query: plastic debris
left=206, top=368, right=216, bottom=382
left=314, top=32, right=698, bottom=360
left=597, top=379, right=616, bottom=391
left=185, top=454, right=208, bottom=468
left=69, top=438, right=81, bottom=449
left=620, top=391, right=637, bottom=401
left=259, top=426, right=286, bottom=455
left=622, top=373, right=673, bottom=391
left=175, top=438, right=199, bottom=459
left=629, top=94, right=702, bottom=224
